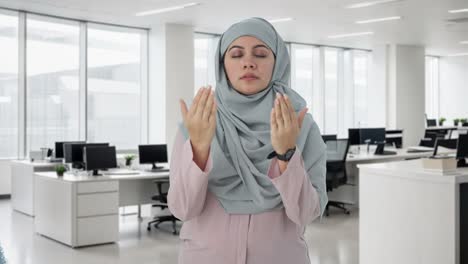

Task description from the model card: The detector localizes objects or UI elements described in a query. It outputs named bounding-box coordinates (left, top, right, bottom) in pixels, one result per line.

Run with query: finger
left=190, top=87, right=205, bottom=117
left=270, top=108, right=277, bottom=130
left=208, top=100, right=217, bottom=124
left=195, top=86, right=210, bottom=117
left=298, top=108, right=308, bottom=129
left=274, top=95, right=284, bottom=127
left=284, top=94, right=298, bottom=127
left=203, top=89, right=214, bottom=120
left=180, top=99, right=188, bottom=122
left=278, top=94, right=291, bottom=127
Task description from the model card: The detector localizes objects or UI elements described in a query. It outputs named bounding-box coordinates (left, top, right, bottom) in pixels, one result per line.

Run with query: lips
left=240, top=73, right=259, bottom=80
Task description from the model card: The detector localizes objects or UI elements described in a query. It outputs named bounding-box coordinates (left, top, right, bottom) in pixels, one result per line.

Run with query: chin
left=237, top=84, right=267, bottom=95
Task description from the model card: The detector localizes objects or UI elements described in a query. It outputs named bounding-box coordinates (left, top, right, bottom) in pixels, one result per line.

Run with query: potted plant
left=55, top=164, right=66, bottom=177
left=454, top=118, right=460, bottom=126
left=461, top=118, right=468, bottom=126
left=438, top=117, right=446, bottom=126
left=124, top=154, right=136, bottom=167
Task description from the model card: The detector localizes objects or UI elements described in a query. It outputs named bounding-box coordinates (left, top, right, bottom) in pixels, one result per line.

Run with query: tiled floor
left=0, top=199, right=358, bottom=264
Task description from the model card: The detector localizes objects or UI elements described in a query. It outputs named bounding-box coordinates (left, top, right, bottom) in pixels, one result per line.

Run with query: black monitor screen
left=427, top=119, right=437, bottom=127
left=139, top=144, right=168, bottom=164
left=457, top=134, right=468, bottom=159
left=348, top=129, right=361, bottom=145
left=433, top=138, right=458, bottom=156
left=55, top=141, right=85, bottom=158
left=84, top=146, right=117, bottom=173
left=360, top=128, right=386, bottom=144
left=64, top=143, right=109, bottom=164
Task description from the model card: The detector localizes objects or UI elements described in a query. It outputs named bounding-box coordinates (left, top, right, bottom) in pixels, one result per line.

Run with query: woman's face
left=223, top=36, right=275, bottom=95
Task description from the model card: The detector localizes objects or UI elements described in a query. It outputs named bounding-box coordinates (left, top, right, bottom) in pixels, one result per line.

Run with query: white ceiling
left=1, top=0, right=468, bottom=56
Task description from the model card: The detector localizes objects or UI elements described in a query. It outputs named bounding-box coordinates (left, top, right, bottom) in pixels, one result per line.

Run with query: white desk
left=10, top=160, right=58, bottom=216
left=327, top=146, right=454, bottom=206
left=34, top=170, right=169, bottom=248
left=358, top=159, right=468, bottom=264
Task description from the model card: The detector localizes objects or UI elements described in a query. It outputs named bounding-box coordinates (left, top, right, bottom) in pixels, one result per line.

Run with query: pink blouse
left=168, top=131, right=322, bottom=264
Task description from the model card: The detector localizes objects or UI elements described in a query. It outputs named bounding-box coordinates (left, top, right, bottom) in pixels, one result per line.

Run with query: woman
left=168, top=17, right=327, bottom=264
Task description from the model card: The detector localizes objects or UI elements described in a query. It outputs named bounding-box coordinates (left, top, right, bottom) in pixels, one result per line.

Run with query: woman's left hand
left=270, top=93, right=308, bottom=155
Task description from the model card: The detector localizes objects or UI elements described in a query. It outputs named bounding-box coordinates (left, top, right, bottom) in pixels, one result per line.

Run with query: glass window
left=194, top=34, right=219, bottom=93
left=291, top=44, right=314, bottom=109
left=87, top=24, right=145, bottom=149
left=0, top=12, right=18, bottom=158
left=26, top=15, right=80, bottom=152
left=353, top=50, right=370, bottom=128
left=324, top=48, right=339, bottom=134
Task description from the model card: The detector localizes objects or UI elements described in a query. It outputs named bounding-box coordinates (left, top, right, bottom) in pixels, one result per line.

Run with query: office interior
left=1, top=0, right=468, bottom=263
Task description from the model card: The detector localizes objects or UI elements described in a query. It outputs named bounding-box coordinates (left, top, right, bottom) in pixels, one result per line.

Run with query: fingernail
left=284, top=94, right=289, bottom=99
left=276, top=93, right=281, bottom=98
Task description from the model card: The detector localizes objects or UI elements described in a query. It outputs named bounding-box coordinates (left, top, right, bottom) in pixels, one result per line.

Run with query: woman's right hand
left=180, top=86, right=217, bottom=169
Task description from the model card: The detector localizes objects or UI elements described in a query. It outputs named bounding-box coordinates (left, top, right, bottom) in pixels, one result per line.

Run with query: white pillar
left=148, top=24, right=194, bottom=157
left=387, top=44, right=426, bottom=147
left=368, top=44, right=388, bottom=128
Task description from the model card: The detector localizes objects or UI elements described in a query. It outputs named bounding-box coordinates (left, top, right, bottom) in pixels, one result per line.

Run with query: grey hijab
left=181, top=17, right=327, bottom=215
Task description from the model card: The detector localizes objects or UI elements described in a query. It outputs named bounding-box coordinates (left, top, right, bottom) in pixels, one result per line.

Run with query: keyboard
left=407, top=146, right=434, bottom=153
left=146, top=168, right=169, bottom=173
left=103, top=169, right=140, bottom=175
left=374, top=150, right=397, bottom=156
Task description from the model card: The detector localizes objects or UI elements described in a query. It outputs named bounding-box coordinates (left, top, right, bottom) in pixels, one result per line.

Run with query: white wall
left=439, top=56, right=468, bottom=122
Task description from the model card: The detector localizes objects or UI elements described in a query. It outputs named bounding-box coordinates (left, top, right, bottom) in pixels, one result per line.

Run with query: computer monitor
left=348, top=129, right=361, bottom=145
left=64, top=143, right=109, bottom=168
left=55, top=141, right=85, bottom=158
left=84, top=146, right=117, bottom=176
left=360, top=128, right=386, bottom=145
left=457, top=134, right=468, bottom=167
left=322, top=134, right=337, bottom=143
left=433, top=138, right=458, bottom=156
left=138, top=144, right=168, bottom=170
left=427, top=119, right=437, bottom=127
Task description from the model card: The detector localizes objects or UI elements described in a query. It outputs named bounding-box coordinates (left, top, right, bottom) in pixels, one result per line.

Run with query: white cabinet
left=11, top=161, right=56, bottom=216
left=76, top=215, right=118, bottom=246
left=35, top=174, right=119, bottom=247
left=34, top=170, right=169, bottom=248
left=358, top=159, right=468, bottom=264
left=77, top=192, right=119, bottom=217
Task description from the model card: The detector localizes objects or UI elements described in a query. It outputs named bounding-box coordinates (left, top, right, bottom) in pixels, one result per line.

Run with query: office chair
left=419, top=131, right=445, bottom=147
left=147, top=178, right=180, bottom=235
left=384, top=129, right=403, bottom=148
left=426, top=119, right=437, bottom=127
left=385, top=137, right=402, bottom=148
left=433, top=138, right=458, bottom=156
left=325, top=139, right=351, bottom=216
left=322, top=134, right=337, bottom=143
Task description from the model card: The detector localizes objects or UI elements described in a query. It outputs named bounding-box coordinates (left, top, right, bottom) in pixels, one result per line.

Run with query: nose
left=241, top=56, right=256, bottom=69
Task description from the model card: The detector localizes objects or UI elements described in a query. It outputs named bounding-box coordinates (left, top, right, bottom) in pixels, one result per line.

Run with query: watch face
left=285, top=149, right=294, bottom=159
left=278, top=148, right=295, bottom=161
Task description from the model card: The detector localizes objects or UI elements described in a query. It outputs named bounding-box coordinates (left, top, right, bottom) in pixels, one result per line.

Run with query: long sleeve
left=167, top=130, right=213, bottom=222
left=267, top=148, right=322, bottom=226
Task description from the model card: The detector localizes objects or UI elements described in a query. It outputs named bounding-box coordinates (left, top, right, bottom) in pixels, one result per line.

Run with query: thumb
left=180, top=99, right=188, bottom=122
left=297, top=107, right=308, bottom=129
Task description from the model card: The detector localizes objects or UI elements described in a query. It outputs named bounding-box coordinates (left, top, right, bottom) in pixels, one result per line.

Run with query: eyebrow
left=228, top=44, right=269, bottom=52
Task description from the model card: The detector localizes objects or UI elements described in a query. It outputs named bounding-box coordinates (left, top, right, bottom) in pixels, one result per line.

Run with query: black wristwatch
left=267, top=147, right=296, bottom=161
